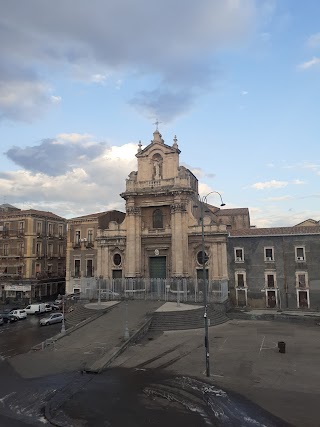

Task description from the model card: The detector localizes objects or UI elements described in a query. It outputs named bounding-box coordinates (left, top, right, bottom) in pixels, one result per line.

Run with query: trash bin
left=278, top=341, right=286, bottom=353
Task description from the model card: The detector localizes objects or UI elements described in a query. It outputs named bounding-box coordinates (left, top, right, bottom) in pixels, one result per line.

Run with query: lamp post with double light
left=197, top=191, right=225, bottom=377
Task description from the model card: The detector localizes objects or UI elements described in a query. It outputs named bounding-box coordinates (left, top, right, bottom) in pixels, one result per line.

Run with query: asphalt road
left=0, top=313, right=62, bottom=359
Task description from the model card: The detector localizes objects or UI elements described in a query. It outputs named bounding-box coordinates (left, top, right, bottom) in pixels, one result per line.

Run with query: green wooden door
left=149, top=257, right=166, bottom=278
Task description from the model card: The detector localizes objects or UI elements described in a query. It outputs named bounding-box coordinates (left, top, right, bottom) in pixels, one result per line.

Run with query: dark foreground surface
left=1, top=314, right=319, bottom=426
left=0, top=361, right=292, bottom=427
left=62, top=369, right=293, bottom=427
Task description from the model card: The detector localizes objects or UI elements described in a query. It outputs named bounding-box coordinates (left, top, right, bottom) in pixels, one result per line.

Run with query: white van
left=25, top=303, right=46, bottom=315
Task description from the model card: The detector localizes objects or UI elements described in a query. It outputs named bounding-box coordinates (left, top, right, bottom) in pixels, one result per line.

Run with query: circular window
left=113, top=253, right=121, bottom=266
left=197, top=251, right=208, bottom=265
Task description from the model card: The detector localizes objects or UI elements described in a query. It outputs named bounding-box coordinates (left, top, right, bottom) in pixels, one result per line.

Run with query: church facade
left=66, top=130, right=250, bottom=299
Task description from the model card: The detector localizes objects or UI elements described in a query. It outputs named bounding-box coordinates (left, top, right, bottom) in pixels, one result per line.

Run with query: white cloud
left=0, top=78, right=51, bottom=122
left=0, top=136, right=140, bottom=218
left=241, top=90, right=248, bottom=95
left=50, top=95, right=62, bottom=104
left=251, top=179, right=288, bottom=190
left=292, top=179, right=305, bottom=185
left=56, top=133, right=94, bottom=144
left=298, top=56, right=320, bottom=70
left=306, top=32, right=320, bottom=49
left=91, top=73, right=107, bottom=84
left=0, top=0, right=258, bottom=122
left=251, top=207, right=320, bottom=228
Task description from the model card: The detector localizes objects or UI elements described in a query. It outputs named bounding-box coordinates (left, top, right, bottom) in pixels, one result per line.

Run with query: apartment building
left=0, top=204, right=67, bottom=302
left=228, top=225, right=320, bottom=310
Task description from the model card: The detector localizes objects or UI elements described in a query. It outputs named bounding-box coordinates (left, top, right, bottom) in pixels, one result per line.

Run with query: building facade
left=66, top=130, right=249, bottom=300
left=228, top=226, right=320, bottom=310
left=0, top=204, right=67, bottom=302
left=66, top=210, right=126, bottom=296
left=65, top=130, right=320, bottom=310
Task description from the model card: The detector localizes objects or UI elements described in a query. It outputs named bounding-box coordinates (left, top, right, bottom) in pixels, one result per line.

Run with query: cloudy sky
left=0, top=0, right=319, bottom=227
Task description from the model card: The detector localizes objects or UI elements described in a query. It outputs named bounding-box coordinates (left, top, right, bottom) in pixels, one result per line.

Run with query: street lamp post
left=61, top=294, right=66, bottom=334
left=198, top=191, right=225, bottom=378
left=124, top=299, right=129, bottom=339
left=98, top=275, right=103, bottom=305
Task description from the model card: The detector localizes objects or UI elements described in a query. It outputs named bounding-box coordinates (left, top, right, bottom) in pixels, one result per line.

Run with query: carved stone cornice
left=170, top=203, right=187, bottom=213
left=126, top=207, right=141, bottom=216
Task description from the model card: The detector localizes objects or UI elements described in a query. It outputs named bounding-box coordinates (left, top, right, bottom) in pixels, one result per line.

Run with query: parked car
left=51, top=301, right=62, bottom=310
left=67, top=293, right=80, bottom=301
left=1, top=312, right=18, bottom=323
left=44, top=303, right=52, bottom=312
left=0, top=315, right=3, bottom=326
left=100, top=289, right=120, bottom=299
left=25, top=303, right=46, bottom=315
left=9, top=309, right=27, bottom=320
left=39, top=313, right=64, bottom=326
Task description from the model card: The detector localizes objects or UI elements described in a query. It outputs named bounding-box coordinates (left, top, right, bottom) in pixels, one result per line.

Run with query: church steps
left=149, top=306, right=229, bottom=331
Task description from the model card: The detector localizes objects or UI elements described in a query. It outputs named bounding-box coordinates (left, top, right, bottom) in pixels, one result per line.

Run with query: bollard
left=278, top=341, right=286, bottom=353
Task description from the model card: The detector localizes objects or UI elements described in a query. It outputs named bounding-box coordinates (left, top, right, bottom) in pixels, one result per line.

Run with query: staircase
left=65, top=304, right=99, bottom=327
left=149, top=305, right=229, bottom=331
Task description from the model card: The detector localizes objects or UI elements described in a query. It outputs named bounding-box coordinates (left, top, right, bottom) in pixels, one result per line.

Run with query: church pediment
left=137, top=130, right=180, bottom=158
left=137, top=141, right=179, bottom=157
left=122, top=130, right=197, bottom=194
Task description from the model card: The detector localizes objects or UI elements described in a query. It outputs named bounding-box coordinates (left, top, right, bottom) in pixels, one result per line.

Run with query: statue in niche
left=152, top=155, right=162, bottom=180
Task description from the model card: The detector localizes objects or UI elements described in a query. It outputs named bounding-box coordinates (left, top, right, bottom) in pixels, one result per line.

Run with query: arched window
left=153, top=209, right=163, bottom=229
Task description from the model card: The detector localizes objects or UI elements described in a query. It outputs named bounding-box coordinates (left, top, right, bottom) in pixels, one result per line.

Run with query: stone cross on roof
left=153, top=119, right=162, bottom=131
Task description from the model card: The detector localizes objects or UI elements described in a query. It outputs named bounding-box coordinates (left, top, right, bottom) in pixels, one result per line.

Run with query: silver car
left=40, top=313, right=64, bottom=326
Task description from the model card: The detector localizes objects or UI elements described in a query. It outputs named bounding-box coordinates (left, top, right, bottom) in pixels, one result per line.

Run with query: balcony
left=85, top=242, right=94, bottom=248
left=73, top=242, right=81, bottom=249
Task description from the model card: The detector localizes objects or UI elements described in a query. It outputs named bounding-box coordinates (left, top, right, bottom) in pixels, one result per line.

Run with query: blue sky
left=0, top=0, right=319, bottom=226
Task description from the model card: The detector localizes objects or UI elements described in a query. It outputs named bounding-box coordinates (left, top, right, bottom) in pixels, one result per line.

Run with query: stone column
left=125, top=205, right=141, bottom=277
left=220, top=240, right=228, bottom=279
left=171, top=202, right=188, bottom=277
left=96, top=243, right=102, bottom=278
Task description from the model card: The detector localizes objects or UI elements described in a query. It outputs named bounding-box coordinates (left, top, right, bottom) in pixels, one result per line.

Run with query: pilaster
left=125, top=204, right=141, bottom=277
left=171, top=202, right=188, bottom=277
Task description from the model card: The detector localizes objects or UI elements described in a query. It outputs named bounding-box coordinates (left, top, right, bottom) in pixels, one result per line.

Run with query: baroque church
left=66, top=129, right=250, bottom=299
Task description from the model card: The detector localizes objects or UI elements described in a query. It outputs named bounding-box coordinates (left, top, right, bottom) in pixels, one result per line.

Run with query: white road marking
left=261, top=341, right=278, bottom=351
left=0, top=392, right=16, bottom=405
left=218, top=338, right=228, bottom=351
left=259, top=336, right=265, bottom=354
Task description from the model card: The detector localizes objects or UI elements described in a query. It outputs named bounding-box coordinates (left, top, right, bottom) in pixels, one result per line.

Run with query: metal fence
left=75, top=277, right=229, bottom=304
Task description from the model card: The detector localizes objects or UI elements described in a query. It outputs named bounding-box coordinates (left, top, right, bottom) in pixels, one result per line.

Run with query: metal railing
left=73, top=277, right=229, bottom=304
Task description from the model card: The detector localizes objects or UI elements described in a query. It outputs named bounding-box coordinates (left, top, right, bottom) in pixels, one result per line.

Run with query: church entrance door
left=149, top=256, right=166, bottom=278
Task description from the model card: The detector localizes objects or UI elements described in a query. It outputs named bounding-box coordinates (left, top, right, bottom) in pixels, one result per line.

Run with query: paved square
left=111, top=320, right=320, bottom=427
